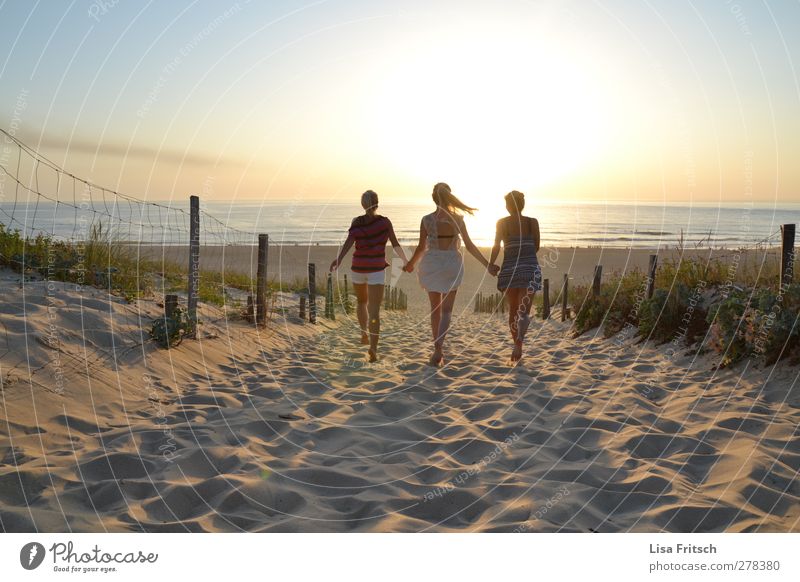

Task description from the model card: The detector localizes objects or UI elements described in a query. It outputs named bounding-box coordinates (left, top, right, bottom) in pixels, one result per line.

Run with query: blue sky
left=1, top=0, right=798, bottom=204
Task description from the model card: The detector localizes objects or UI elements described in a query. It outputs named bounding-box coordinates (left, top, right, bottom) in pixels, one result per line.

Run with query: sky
left=1, top=0, right=799, bottom=207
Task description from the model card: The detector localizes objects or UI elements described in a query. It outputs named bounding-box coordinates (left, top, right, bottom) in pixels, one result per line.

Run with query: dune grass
left=0, top=221, right=289, bottom=308
left=570, top=249, right=799, bottom=366
left=0, top=221, right=152, bottom=299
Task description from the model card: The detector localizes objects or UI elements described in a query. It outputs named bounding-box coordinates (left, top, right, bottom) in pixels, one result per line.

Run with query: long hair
left=431, top=182, right=477, bottom=215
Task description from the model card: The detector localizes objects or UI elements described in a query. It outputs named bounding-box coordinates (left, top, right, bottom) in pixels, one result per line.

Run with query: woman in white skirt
left=404, top=183, right=496, bottom=366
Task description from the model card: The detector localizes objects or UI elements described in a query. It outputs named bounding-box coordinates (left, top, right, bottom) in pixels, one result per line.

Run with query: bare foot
left=428, top=345, right=444, bottom=367
left=368, top=349, right=378, bottom=363
left=361, top=333, right=369, bottom=345
left=510, top=342, right=523, bottom=363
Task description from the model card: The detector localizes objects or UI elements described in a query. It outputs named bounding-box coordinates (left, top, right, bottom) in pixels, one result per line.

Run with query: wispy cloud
left=17, top=131, right=241, bottom=168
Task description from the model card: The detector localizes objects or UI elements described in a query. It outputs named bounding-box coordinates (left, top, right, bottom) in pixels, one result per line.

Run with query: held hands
left=329, top=259, right=341, bottom=272
left=402, top=260, right=414, bottom=273
left=487, top=263, right=500, bottom=277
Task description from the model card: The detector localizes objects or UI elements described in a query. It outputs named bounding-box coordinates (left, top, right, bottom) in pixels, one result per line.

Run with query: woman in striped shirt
left=330, top=190, right=408, bottom=362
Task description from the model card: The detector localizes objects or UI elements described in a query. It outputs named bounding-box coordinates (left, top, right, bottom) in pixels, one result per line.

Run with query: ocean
left=1, top=200, right=798, bottom=249
left=194, top=200, right=800, bottom=248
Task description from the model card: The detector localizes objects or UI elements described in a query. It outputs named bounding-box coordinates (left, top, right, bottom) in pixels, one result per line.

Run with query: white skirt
left=418, top=249, right=464, bottom=293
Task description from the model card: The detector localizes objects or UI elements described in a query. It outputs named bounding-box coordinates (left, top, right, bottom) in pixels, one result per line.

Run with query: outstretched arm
left=330, top=233, right=355, bottom=272
left=388, top=221, right=409, bottom=265
left=403, top=219, right=427, bottom=272
left=489, top=219, right=503, bottom=274
left=459, top=217, right=491, bottom=270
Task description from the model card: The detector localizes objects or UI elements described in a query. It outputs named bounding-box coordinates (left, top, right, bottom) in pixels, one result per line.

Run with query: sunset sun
left=366, top=29, right=618, bottom=196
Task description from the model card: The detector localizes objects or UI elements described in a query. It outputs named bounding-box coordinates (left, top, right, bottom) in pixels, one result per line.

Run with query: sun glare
left=367, top=30, right=617, bottom=198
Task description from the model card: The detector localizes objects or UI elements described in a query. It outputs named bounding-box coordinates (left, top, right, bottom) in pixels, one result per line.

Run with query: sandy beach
left=1, top=262, right=798, bottom=532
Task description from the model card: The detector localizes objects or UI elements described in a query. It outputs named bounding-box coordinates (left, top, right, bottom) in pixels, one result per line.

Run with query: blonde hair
left=361, top=190, right=379, bottom=212
left=431, top=182, right=476, bottom=215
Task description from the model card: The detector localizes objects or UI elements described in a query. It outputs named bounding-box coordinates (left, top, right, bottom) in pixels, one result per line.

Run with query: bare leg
left=510, top=288, right=535, bottom=362
left=505, top=288, right=520, bottom=343
left=427, top=292, right=442, bottom=343
left=366, top=284, right=384, bottom=362
left=432, top=290, right=458, bottom=365
left=517, top=289, right=535, bottom=344
left=353, top=283, right=369, bottom=344
left=427, top=292, right=443, bottom=366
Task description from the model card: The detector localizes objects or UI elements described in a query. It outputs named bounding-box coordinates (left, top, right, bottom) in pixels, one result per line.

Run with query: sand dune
left=1, top=271, right=798, bottom=532
left=139, top=244, right=785, bottom=309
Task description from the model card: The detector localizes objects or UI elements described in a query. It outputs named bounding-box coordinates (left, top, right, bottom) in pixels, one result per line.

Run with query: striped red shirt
left=349, top=215, right=391, bottom=273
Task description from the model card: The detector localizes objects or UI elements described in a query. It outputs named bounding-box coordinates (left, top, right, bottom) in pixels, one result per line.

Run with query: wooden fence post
left=647, top=254, right=658, bottom=299
left=542, top=279, right=550, bottom=320
left=561, top=273, right=569, bottom=322
left=186, top=195, right=200, bottom=338
left=593, top=265, right=602, bottom=297
left=256, top=234, right=269, bottom=326
left=308, top=263, right=316, bottom=324
left=245, top=295, right=255, bottom=323
left=165, top=294, right=178, bottom=319
left=299, top=295, right=306, bottom=322
left=781, top=224, right=796, bottom=289
left=344, top=274, right=352, bottom=314
left=325, top=273, right=335, bottom=320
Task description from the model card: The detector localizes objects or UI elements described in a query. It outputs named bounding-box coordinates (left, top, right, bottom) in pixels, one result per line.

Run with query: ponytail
left=432, top=182, right=477, bottom=215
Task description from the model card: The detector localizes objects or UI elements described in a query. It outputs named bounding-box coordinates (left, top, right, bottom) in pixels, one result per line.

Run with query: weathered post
left=245, top=295, right=255, bottom=323
left=256, top=234, right=269, bottom=326
left=299, top=295, right=306, bottom=322
left=308, top=263, right=317, bottom=324
left=593, top=265, right=602, bottom=297
left=561, top=273, right=569, bottom=322
left=165, top=294, right=179, bottom=319
left=647, top=254, right=658, bottom=299
left=542, top=279, right=550, bottom=320
left=325, top=272, right=335, bottom=320
left=186, top=195, right=200, bottom=338
left=343, top=274, right=352, bottom=314
left=780, top=224, right=796, bottom=289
